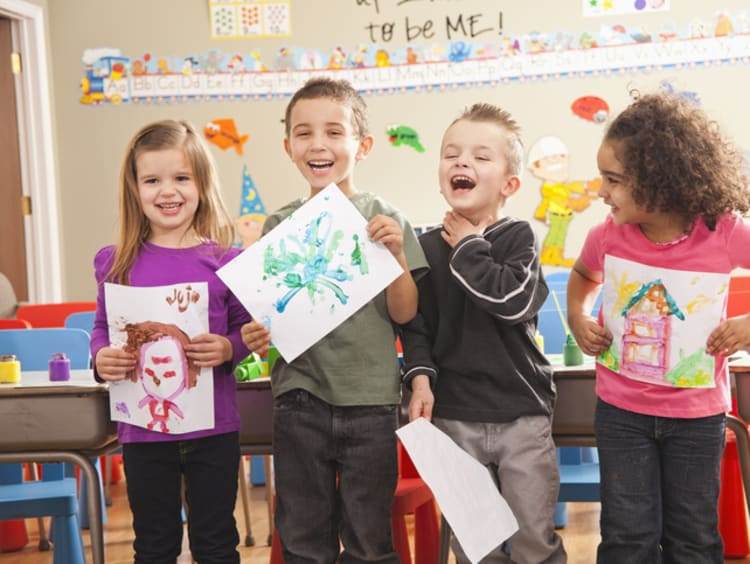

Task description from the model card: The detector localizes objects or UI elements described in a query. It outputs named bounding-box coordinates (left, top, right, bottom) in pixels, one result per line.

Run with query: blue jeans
left=122, top=432, right=240, bottom=564
left=273, top=389, right=400, bottom=563
left=595, top=399, right=725, bottom=564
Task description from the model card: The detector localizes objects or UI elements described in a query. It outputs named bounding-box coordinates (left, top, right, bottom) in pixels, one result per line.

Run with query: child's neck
left=308, top=182, right=357, bottom=200
left=638, top=214, right=692, bottom=244
left=148, top=228, right=202, bottom=249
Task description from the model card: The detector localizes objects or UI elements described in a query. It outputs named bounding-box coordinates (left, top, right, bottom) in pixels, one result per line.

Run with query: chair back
left=0, top=273, right=19, bottom=319
left=15, top=302, right=96, bottom=328
left=64, top=311, right=95, bottom=335
left=0, top=319, right=31, bottom=329
left=728, top=277, right=750, bottom=318
left=0, top=328, right=91, bottom=370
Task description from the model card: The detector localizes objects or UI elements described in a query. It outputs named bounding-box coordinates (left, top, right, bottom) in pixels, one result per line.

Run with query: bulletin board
left=56, top=0, right=750, bottom=299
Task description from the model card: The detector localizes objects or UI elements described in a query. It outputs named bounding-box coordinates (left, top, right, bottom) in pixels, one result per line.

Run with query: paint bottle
left=534, top=331, right=545, bottom=354
left=0, top=354, right=21, bottom=384
left=563, top=334, right=584, bottom=366
left=48, top=352, right=71, bottom=382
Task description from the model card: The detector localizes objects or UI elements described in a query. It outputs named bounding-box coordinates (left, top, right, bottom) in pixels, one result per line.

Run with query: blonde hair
left=107, top=119, right=235, bottom=284
left=450, top=103, right=524, bottom=176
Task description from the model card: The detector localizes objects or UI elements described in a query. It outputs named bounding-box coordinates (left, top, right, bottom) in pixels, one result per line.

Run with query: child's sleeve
left=399, top=273, right=438, bottom=390
left=90, top=247, right=114, bottom=382
left=449, top=221, right=546, bottom=324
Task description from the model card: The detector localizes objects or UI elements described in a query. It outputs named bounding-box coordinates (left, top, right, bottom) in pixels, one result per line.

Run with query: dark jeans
left=123, top=432, right=240, bottom=564
left=273, top=389, right=400, bottom=564
left=595, top=399, right=725, bottom=564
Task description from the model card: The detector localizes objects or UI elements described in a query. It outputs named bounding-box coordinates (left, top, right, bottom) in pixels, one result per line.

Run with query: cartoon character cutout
left=528, top=136, right=602, bottom=267
left=137, top=336, right=188, bottom=433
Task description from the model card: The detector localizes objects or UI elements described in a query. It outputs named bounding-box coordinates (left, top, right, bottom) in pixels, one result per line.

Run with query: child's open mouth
left=308, top=160, right=333, bottom=171
left=451, top=175, right=476, bottom=191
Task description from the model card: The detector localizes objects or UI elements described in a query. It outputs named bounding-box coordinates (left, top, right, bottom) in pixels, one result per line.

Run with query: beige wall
left=42, top=0, right=750, bottom=299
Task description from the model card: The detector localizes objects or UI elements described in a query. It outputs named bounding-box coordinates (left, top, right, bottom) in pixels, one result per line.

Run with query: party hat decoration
left=236, top=165, right=268, bottom=248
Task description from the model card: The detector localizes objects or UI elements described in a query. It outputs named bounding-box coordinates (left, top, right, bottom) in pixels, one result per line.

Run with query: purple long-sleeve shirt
left=91, top=241, right=251, bottom=443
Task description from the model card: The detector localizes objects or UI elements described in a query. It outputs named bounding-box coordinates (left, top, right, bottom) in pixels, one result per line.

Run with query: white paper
left=600, top=255, right=728, bottom=388
left=104, top=282, right=214, bottom=434
left=396, top=418, right=518, bottom=563
left=218, top=184, right=403, bottom=362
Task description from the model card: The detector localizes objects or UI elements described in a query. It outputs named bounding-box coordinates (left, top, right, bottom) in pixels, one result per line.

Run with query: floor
left=1, top=462, right=750, bottom=563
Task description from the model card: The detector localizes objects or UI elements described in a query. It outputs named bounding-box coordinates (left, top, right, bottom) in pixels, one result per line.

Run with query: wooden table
left=0, top=370, right=118, bottom=564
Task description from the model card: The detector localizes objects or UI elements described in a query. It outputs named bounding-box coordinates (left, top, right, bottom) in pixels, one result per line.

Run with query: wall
left=44, top=0, right=750, bottom=299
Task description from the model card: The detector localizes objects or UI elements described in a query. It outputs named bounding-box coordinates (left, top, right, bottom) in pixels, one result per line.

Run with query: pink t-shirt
left=580, top=213, right=750, bottom=418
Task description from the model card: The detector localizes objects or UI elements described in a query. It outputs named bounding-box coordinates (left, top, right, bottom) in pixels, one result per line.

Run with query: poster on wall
left=210, top=0, right=291, bottom=39
left=78, top=10, right=750, bottom=105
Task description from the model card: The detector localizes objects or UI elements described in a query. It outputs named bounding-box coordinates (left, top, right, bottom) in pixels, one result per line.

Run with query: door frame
left=0, top=0, right=60, bottom=302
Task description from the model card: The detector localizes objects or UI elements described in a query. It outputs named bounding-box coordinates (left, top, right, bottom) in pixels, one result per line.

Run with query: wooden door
left=0, top=16, right=28, bottom=302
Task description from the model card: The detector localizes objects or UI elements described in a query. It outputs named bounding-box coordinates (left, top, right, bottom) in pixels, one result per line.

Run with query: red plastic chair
left=727, top=276, right=750, bottom=318
left=0, top=319, right=31, bottom=329
left=15, top=302, right=96, bottom=328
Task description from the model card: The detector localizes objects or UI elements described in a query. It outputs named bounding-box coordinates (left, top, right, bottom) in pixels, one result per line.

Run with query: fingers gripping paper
left=396, top=418, right=518, bottom=563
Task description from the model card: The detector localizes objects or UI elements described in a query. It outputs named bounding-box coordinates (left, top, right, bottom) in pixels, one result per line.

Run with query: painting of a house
left=620, top=279, right=685, bottom=381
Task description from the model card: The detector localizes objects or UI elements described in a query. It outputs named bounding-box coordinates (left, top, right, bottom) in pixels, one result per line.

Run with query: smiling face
left=140, top=336, right=187, bottom=401
left=283, top=97, right=373, bottom=197
left=137, top=148, right=200, bottom=247
left=439, top=119, right=520, bottom=223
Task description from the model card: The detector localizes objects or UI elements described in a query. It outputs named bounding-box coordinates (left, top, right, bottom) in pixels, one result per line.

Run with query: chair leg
left=264, top=455, right=274, bottom=546
left=28, top=463, right=50, bottom=550
left=50, top=514, right=85, bottom=564
left=237, top=456, right=255, bottom=546
left=391, top=511, right=412, bottom=564
left=438, top=514, right=451, bottom=564
left=414, top=500, right=440, bottom=564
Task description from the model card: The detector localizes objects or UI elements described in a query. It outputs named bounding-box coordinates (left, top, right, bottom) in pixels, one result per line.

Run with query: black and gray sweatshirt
left=400, top=217, right=555, bottom=423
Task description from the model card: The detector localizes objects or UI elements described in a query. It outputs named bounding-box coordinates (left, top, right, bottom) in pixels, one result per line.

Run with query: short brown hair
left=284, top=77, right=369, bottom=138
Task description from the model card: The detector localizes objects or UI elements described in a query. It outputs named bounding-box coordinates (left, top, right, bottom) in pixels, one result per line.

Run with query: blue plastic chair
left=0, top=460, right=85, bottom=563
left=0, top=328, right=90, bottom=370
left=64, top=311, right=95, bottom=335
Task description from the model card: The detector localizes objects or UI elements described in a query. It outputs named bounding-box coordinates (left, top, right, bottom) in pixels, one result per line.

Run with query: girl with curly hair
left=567, top=91, right=750, bottom=563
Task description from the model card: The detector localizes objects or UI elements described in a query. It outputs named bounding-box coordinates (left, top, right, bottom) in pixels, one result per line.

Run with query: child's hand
left=569, top=316, right=612, bottom=356
left=95, top=346, right=136, bottom=382
left=184, top=334, right=232, bottom=367
left=440, top=211, right=492, bottom=248
left=367, top=214, right=404, bottom=258
left=706, top=314, right=750, bottom=356
left=408, top=374, right=434, bottom=421
left=241, top=320, right=272, bottom=357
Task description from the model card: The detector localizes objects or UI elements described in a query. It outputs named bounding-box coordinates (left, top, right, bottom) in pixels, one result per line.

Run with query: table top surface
left=0, top=369, right=105, bottom=395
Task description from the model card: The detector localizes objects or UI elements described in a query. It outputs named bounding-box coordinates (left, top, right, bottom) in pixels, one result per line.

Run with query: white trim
left=0, top=0, right=61, bottom=302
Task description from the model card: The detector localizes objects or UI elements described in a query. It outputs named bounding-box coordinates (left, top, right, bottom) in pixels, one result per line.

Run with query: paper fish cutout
left=571, top=96, right=610, bottom=124
left=387, top=124, right=424, bottom=153
left=204, top=119, right=249, bottom=154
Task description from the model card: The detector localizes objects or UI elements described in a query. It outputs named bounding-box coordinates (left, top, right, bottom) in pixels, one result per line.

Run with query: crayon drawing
left=218, top=184, right=403, bottom=362
left=104, top=282, right=214, bottom=433
left=599, top=255, right=728, bottom=388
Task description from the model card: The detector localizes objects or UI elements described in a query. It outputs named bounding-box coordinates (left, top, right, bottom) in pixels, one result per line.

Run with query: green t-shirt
left=262, top=191, right=429, bottom=406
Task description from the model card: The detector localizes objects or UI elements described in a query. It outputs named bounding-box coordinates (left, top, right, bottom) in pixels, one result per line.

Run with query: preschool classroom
left=3, top=0, right=749, bottom=304
left=3, top=0, right=750, bottom=563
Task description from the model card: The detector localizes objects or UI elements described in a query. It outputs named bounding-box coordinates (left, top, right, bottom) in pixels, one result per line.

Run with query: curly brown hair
left=604, top=91, right=750, bottom=230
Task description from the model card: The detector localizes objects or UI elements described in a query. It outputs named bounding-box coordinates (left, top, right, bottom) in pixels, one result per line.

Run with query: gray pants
left=435, top=416, right=567, bottom=564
